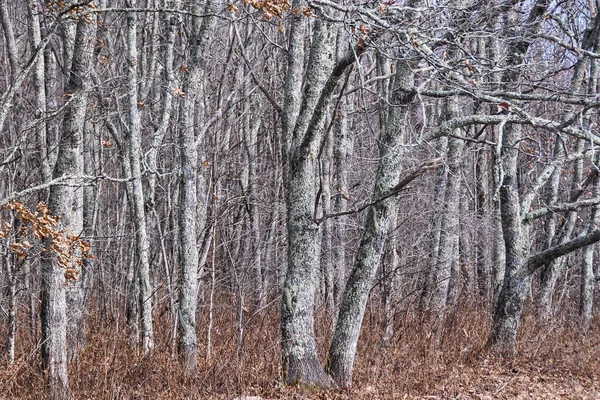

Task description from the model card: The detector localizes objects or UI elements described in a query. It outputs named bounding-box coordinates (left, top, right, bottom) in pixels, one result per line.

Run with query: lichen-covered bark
left=177, top=0, right=219, bottom=372
left=243, top=77, right=266, bottom=309
left=5, top=254, right=16, bottom=365
left=535, top=156, right=580, bottom=321
left=420, top=136, right=447, bottom=312
left=331, top=38, right=354, bottom=308
left=486, top=0, right=550, bottom=354
left=126, top=3, right=153, bottom=355
left=320, top=117, right=334, bottom=314
left=281, top=15, right=335, bottom=387
left=28, top=2, right=51, bottom=182
left=328, top=52, right=417, bottom=386
left=282, top=158, right=332, bottom=386
left=581, top=30, right=600, bottom=328
left=535, top=23, right=595, bottom=320
left=0, top=0, right=18, bottom=79
left=41, top=11, right=96, bottom=397
left=381, top=217, right=400, bottom=345
left=488, top=118, right=528, bottom=355
left=143, top=4, right=179, bottom=323
left=580, top=235, right=596, bottom=327
left=431, top=98, right=464, bottom=340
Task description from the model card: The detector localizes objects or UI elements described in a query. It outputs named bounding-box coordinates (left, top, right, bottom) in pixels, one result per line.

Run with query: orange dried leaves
left=243, top=0, right=292, bottom=19
left=0, top=201, right=92, bottom=282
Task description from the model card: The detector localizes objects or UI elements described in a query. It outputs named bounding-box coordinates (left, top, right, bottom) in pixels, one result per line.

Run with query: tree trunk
left=245, top=95, right=265, bottom=309
left=177, top=0, right=219, bottom=372
left=486, top=0, right=550, bottom=354
left=320, top=116, right=334, bottom=315
left=381, top=216, right=401, bottom=345
left=5, top=253, right=16, bottom=365
left=41, top=10, right=96, bottom=397
left=282, top=159, right=332, bottom=386
left=535, top=26, right=594, bottom=319
left=328, top=52, right=418, bottom=387
left=580, top=64, right=600, bottom=328
left=126, top=3, right=154, bottom=355
left=431, top=100, right=464, bottom=341
left=281, top=12, right=342, bottom=386
left=0, top=0, right=19, bottom=79
left=28, top=1, right=51, bottom=182
left=331, top=56, right=353, bottom=308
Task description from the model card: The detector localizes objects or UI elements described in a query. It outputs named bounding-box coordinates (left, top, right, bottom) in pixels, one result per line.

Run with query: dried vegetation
left=1, top=297, right=598, bottom=399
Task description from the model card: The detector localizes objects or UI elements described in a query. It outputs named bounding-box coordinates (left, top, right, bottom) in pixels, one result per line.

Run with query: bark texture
left=41, top=10, right=96, bottom=397
left=177, top=0, right=219, bottom=372
left=126, top=2, right=154, bottom=354
left=281, top=17, right=335, bottom=387
left=328, top=52, right=417, bottom=387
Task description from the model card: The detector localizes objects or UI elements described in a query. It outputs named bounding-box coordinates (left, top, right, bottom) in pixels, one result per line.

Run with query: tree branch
left=0, top=175, right=132, bottom=207
left=314, top=158, right=441, bottom=224
left=526, top=228, right=600, bottom=275
left=524, top=197, right=600, bottom=222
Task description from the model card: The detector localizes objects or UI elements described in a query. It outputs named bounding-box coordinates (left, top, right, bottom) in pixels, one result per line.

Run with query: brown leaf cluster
left=0, top=201, right=92, bottom=281
left=243, top=0, right=292, bottom=19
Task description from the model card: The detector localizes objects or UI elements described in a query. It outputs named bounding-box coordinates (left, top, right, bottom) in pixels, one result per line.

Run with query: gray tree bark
left=41, top=9, right=96, bottom=397
left=487, top=0, right=574, bottom=353
left=126, top=2, right=154, bottom=355
left=381, top=215, right=401, bottom=345
left=580, top=57, right=600, bottom=328
left=320, top=118, right=334, bottom=315
left=488, top=0, right=600, bottom=353
left=0, top=0, right=18, bottom=79
left=177, top=0, right=219, bottom=372
left=580, top=164, right=600, bottom=327
left=281, top=16, right=336, bottom=386
left=5, top=251, right=16, bottom=365
left=431, top=98, right=464, bottom=341
left=534, top=14, right=599, bottom=319
left=331, top=44, right=353, bottom=308
left=328, top=48, right=420, bottom=387
left=144, top=4, right=179, bottom=332
left=535, top=140, right=581, bottom=322
left=28, top=1, right=51, bottom=182
left=244, top=89, right=266, bottom=309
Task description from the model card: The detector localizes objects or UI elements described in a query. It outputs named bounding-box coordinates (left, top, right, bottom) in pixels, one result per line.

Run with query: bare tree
left=41, top=7, right=96, bottom=397
left=177, top=0, right=219, bottom=372
left=125, top=0, right=154, bottom=355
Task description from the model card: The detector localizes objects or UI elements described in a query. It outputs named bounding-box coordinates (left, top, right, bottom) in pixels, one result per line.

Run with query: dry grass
left=1, top=297, right=599, bottom=399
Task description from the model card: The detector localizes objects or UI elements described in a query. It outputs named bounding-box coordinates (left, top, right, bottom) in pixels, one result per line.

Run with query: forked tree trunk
left=581, top=61, right=600, bottom=327
left=281, top=16, right=335, bottom=386
left=488, top=0, right=600, bottom=353
left=535, top=38, right=593, bottom=320
left=41, top=10, right=96, bottom=398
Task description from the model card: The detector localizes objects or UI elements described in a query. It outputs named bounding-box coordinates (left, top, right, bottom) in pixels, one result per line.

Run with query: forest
left=1, top=0, right=600, bottom=398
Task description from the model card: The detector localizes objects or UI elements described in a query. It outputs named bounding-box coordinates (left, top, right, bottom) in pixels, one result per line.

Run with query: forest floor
left=1, top=299, right=599, bottom=399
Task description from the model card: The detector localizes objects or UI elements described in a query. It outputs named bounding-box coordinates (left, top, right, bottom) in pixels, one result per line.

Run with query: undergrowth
left=1, top=295, right=599, bottom=399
